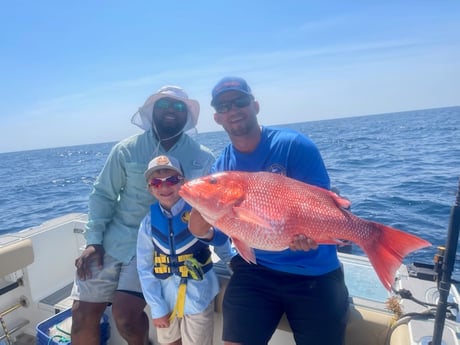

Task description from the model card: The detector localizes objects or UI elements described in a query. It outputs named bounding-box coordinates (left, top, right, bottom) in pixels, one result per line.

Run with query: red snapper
left=179, top=171, right=431, bottom=290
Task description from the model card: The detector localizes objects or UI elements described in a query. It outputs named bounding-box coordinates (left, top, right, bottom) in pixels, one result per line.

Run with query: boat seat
left=0, top=238, right=34, bottom=277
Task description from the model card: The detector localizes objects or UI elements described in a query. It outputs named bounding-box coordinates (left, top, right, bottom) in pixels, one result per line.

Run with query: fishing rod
left=431, top=177, right=460, bottom=345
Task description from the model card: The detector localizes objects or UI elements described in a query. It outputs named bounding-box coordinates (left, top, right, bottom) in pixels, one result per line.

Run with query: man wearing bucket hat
left=71, top=86, right=215, bottom=345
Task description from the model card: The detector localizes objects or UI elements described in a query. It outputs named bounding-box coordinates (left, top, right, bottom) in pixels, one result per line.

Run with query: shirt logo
left=266, top=164, right=286, bottom=175
left=192, top=160, right=202, bottom=168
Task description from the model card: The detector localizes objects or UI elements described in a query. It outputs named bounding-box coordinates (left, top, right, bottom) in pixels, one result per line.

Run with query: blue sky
left=1, top=1, right=459, bottom=153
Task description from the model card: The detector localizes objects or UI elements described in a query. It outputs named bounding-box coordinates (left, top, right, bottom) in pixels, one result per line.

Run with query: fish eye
left=209, top=177, right=217, bottom=184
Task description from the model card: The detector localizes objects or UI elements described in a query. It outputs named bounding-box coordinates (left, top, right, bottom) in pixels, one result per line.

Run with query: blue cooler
left=36, top=308, right=110, bottom=345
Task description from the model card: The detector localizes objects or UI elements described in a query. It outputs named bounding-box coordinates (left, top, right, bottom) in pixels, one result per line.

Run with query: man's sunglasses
left=214, top=95, right=252, bottom=114
left=148, top=175, right=184, bottom=188
left=154, top=98, right=187, bottom=112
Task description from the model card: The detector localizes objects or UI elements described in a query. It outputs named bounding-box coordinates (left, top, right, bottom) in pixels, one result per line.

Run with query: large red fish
left=179, top=171, right=431, bottom=290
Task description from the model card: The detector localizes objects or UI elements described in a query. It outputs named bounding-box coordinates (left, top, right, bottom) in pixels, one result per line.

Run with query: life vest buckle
left=184, top=258, right=204, bottom=281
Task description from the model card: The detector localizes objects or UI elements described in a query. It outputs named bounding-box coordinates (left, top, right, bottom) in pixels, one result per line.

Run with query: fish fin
left=232, top=238, right=257, bottom=264
left=233, top=206, right=273, bottom=229
left=361, top=222, right=431, bottom=291
left=329, top=191, right=352, bottom=209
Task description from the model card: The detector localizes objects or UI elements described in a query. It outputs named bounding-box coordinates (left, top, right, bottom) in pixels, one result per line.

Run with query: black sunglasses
left=214, top=95, right=252, bottom=114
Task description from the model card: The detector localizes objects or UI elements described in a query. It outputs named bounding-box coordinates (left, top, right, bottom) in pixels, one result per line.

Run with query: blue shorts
left=222, top=255, right=349, bottom=345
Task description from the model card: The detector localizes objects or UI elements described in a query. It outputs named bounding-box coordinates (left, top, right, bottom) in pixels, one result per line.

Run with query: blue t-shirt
left=211, top=126, right=341, bottom=276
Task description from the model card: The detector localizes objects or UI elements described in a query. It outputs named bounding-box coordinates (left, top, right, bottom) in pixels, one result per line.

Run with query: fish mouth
left=178, top=183, right=202, bottom=201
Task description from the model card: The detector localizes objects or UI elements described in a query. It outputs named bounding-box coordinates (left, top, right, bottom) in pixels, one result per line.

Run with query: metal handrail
left=0, top=297, right=29, bottom=344
left=0, top=278, right=23, bottom=297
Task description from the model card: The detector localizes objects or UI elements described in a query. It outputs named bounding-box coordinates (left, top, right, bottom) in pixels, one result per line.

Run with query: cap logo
left=155, top=155, right=170, bottom=166
left=215, top=81, right=242, bottom=93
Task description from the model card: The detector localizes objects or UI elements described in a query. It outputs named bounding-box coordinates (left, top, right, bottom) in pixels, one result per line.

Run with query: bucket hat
left=132, top=86, right=199, bottom=132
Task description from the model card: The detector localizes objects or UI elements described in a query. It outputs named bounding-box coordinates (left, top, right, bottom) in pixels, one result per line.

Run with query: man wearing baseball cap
left=71, top=86, right=215, bottom=345
left=189, top=76, right=349, bottom=345
left=210, top=76, right=254, bottom=107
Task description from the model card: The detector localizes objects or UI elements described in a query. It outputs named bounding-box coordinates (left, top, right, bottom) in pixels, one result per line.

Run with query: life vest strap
left=154, top=253, right=194, bottom=264
left=166, top=257, right=213, bottom=321
left=153, top=252, right=212, bottom=279
left=169, top=278, right=188, bottom=322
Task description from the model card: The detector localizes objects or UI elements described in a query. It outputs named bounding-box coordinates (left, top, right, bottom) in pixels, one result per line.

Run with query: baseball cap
left=211, top=77, right=253, bottom=106
left=144, top=155, right=183, bottom=181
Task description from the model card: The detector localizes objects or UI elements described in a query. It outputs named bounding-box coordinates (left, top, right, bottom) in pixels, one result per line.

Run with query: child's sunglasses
left=149, top=175, right=184, bottom=188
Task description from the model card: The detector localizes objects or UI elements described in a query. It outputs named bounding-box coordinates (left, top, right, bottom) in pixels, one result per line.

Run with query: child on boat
left=136, top=155, right=234, bottom=345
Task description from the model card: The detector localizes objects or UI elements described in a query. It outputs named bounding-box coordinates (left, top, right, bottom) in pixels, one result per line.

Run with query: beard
left=153, top=115, right=187, bottom=139
left=224, top=114, right=258, bottom=137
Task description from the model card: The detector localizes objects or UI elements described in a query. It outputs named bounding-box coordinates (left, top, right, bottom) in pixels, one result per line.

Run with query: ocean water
left=1, top=106, right=459, bottom=278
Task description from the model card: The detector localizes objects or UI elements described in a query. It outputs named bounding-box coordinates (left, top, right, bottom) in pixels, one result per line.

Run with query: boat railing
left=0, top=238, right=34, bottom=344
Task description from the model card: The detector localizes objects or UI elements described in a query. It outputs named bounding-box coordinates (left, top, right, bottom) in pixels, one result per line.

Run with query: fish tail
left=360, top=222, right=431, bottom=291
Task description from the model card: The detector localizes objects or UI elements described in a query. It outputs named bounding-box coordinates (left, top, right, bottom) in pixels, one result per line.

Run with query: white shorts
left=71, top=253, right=143, bottom=303
left=157, top=301, right=215, bottom=345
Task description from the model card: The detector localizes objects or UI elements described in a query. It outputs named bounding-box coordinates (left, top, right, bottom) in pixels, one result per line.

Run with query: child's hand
left=189, top=208, right=213, bottom=239
left=152, top=314, right=170, bottom=328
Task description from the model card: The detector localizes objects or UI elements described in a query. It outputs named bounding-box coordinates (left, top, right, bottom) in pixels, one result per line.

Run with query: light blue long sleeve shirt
left=84, top=129, right=215, bottom=263
left=137, top=199, right=234, bottom=319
